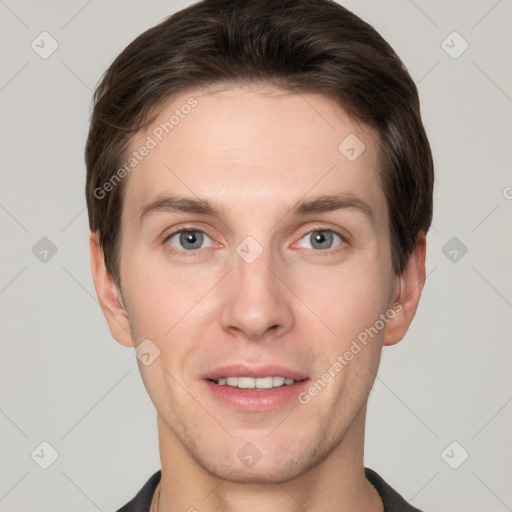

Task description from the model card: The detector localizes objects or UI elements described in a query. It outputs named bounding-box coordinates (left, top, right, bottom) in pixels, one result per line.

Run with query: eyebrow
left=295, top=193, right=374, bottom=222
left=140, top=192, right=374, bottom=224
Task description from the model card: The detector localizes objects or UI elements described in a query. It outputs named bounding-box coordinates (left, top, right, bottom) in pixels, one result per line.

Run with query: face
left=104, top=84, right=406, bottom=483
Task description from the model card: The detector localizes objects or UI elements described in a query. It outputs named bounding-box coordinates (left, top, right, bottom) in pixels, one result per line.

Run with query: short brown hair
left=85, top=0, right=434, bottom=286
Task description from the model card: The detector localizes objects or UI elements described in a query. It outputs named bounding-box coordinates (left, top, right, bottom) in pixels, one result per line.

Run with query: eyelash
left=163, top=227, right=347, bottom=257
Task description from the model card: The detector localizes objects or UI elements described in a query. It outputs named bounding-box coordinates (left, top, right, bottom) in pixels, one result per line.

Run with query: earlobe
left=383, top=233, right=427, bottom=346
left=89, top=232, right=133, bottom=347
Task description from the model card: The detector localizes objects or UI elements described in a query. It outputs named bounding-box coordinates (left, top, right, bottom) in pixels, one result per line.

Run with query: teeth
left=213, top=376, right=298, bottom=389
left=273, top=376, right=285, bottom=387
left=238, top=376, right=256, bottom=389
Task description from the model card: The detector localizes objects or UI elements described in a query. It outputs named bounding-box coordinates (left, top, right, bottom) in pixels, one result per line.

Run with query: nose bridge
left=235, top=235, right=276, bottom=292
left=219, top=234, right=293, bottom=339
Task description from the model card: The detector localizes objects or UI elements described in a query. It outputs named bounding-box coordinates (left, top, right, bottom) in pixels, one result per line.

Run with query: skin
left=90, top=83, right=426, bottom=512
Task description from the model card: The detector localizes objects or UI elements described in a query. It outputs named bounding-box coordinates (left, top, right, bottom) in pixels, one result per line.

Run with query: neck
left=155, top=405, right=383, bottom=512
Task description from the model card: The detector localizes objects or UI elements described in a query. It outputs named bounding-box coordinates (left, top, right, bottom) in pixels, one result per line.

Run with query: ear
left=89, top=231, right=133, bottom=347
left=383, top=232, right=427, bottom=347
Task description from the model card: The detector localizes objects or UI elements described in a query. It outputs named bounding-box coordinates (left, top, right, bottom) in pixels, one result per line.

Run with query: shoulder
left=115, top=470, right=161, bottom=512
left=365, top=467, right=425, bottom=512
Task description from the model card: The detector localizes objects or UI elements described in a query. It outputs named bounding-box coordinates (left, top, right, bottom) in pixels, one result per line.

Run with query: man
left=85, top=0, right=433, bottom=510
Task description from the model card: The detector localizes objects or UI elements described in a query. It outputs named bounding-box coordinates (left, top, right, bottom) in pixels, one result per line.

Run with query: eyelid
left=295, top=225, right=348, bottom=241
left=163, top=224, right=348, bottom=254
left=291, top=227, right=347, bottom=252
left=163, top=223, right=215, bottom=241
left=163, top=227, right=217, bottom=253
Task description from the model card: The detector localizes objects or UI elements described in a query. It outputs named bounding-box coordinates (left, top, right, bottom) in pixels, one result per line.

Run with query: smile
left=202, top=365, right=310, bottom=412
left=210, top=376, right=299, bottom=390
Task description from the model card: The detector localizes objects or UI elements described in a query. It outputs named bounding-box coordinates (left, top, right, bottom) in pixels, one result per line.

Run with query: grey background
left=1, top=0, right=511, bottom=511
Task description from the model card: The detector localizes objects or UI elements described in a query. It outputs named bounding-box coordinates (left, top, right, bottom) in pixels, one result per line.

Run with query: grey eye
left=167, top=230, right=213, bottom=251
left=299, top=230, right=342, bottom=250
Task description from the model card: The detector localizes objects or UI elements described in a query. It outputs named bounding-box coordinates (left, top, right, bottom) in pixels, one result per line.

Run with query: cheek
left=121, top=252, right=220, bottom=358
left=121, top=259, right=178, bottom=339
left=294, top=262, right=392, bottom=346
left=303, top=269, right=388, bottom=405
left=137, top=281, right=167, bottom=324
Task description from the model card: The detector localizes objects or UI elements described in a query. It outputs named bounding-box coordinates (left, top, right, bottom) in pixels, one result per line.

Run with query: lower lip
left=203, top=379, right=310, bottom=412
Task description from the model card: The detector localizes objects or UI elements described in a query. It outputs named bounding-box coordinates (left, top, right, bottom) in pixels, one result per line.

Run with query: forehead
left=122, top=84, right=386, bottom=224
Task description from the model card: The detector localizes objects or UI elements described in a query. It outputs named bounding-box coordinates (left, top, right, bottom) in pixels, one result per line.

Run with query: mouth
left=201, top=365, right=310, bottom=412
left=208, top=375, right=302, bottom=390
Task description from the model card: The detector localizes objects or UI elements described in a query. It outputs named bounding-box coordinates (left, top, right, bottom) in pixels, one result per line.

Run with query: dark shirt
left=116, top=467, right=424, bottom=512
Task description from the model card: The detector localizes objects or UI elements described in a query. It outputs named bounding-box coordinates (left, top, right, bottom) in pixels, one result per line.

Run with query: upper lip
left=202, top=364, right=309, bottom=381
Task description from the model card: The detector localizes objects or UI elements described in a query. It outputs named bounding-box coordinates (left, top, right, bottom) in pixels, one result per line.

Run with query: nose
left=219, top=241, right=294, bottom=342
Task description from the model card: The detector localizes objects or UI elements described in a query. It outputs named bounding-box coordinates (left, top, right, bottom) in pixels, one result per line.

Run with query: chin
left=202, top=457, right=307, bottom=484
left=191, top=438, right=334, bottom=485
